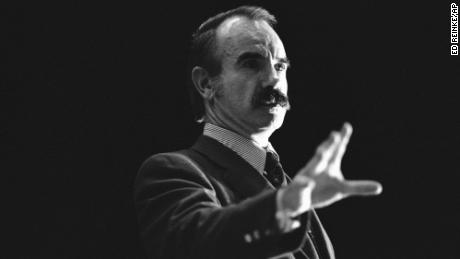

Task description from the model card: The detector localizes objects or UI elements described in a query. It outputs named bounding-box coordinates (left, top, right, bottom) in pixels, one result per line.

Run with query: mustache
left=253, top=87, right=291, bottom=109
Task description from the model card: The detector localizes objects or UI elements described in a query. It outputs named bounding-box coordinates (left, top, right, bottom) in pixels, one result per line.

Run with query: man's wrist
left=275, top=188, right=300, bottom=233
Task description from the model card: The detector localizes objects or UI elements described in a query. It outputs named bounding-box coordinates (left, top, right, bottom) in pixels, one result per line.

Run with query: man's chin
left=259, top=104, right=284, bottom=113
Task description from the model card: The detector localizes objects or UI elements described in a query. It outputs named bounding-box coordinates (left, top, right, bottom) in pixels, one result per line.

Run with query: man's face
left=209, top=16, right=290, bottom=136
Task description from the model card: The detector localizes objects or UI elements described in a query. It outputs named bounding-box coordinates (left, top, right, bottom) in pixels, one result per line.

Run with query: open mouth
left=253, top=89, right=290, bottom=109
left=261, top=98, right=278, bottom=107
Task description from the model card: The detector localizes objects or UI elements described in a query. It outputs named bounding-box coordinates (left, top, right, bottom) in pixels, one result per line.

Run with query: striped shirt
left=203, top=123, right=277, bottom=175
left=203, top=123, right=298, bottom=233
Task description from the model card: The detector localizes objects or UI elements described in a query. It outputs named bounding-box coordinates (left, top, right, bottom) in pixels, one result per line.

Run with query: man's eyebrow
left=278, top=57, right=291, bottom=68
left=236, top=52, right=291, bottom=68
left=236, top=52, right=266, bottom=64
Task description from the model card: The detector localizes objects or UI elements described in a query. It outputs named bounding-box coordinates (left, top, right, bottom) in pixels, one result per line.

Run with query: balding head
left=190, top=7, right=290, bottom=145
left=215, top=16, right=287, bottom=74
left=188, top=6, right=277, bottom=122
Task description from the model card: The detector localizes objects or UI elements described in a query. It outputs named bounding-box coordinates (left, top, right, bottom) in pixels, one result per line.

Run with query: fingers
left=329, top=122, right=352, bottom=168
left=304, top=122, right=352, bottom=174
left=317, top=131, right=341, bottom=161
left=342, top=180, right=383, bottom=197
left=305, top=131, right=341, bottom=173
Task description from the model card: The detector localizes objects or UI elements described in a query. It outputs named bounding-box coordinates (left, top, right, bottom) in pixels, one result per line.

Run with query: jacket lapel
left=191, top=135, right=334, bottom=259
left=191, top=135, right=274, bottom=200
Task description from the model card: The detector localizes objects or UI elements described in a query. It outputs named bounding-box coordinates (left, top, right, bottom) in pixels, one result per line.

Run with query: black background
left=4, top=1, right=459, bottom=258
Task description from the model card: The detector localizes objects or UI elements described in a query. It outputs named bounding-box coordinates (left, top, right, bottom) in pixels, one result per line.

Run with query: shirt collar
left=203, top=123, right=277, bottom=174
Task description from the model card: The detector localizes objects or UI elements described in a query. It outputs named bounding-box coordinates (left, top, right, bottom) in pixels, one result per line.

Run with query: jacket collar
left=191, top=135, right=275, bottom=199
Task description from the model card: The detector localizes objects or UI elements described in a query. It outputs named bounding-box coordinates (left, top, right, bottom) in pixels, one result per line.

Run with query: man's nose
left=262, top=63, right=280, bottom=88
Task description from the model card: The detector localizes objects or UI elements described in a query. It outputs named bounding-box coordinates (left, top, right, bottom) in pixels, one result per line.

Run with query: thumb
left=343, top=180, right=383, bottom=197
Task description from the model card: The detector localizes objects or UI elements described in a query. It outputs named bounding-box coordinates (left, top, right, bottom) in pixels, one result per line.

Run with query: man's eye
left=243, top=59, right=261, bottom=69
left=274, top=63, right=287, bottom=72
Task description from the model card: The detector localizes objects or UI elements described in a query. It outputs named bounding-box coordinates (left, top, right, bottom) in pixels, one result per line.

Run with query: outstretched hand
left=280, top=123, right=382, bottom=217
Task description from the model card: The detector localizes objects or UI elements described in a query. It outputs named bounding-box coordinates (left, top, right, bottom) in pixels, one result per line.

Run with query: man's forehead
left=215, top=16, right=286, bottom=58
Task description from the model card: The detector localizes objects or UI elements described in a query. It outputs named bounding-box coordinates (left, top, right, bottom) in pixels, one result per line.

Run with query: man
left=134, top=6, right=382, bottom=259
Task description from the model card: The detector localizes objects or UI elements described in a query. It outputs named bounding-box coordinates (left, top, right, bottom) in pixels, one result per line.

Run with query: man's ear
left=191, top=66, right=214, bottom=100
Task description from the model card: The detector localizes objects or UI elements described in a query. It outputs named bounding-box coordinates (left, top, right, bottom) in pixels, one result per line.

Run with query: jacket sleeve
left=133, top=153, right=309, bottom=259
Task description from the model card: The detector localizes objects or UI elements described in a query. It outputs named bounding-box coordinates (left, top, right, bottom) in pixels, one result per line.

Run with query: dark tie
left=265, top=151, right=321, bottom=259
left=264, top=150, right=286, bottom=188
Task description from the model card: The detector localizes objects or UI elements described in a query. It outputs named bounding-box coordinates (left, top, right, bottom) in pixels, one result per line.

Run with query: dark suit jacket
left=134, top=135, right=335, bottom=259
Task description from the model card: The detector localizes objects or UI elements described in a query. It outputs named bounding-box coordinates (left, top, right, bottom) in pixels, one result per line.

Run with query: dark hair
left=188, top=6, right=277, bottom=122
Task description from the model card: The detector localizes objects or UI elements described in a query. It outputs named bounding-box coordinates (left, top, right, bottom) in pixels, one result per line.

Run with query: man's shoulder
left=134, top=146, right=224, bottom=194
left=142, top=135, right=226, bottom=166
left=140, top=149, right=194, bottom=170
